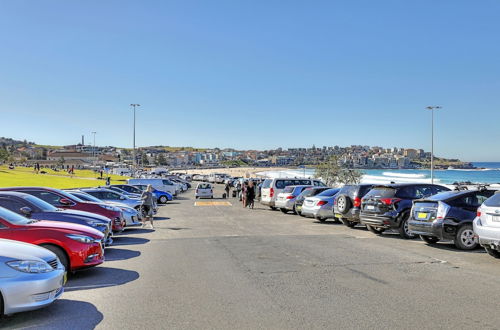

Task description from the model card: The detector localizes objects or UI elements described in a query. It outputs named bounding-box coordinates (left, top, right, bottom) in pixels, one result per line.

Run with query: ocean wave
left=448, top=168, right=500, bottom=172
left=361, top=174, right=440, bottom=184
left=382, top=172, right=426, bottom=178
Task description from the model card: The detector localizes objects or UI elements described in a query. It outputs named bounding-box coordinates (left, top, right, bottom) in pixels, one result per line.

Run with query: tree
left=0, top=148, right=9, bottom=163
left=157, top=153, right=167, bottom=165
left=315, top=155, right=363, bottom=186
left=141, top=153, right=149, bottom=165
left=58, top=156, right=66, bottom=167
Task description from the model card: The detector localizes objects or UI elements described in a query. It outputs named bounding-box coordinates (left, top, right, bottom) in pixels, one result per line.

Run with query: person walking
left=242, top=181, right=248, bottom=207
left=236, top=181, right=242, bottom=200
left=246, top=181, right=255, bottom=209
left=224, top=182, right=231, bottom=199
left=141, top=184, right=155, bottom=229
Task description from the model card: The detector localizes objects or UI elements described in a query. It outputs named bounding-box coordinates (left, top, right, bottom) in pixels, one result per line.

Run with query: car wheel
left=270, top=206, right=277, bottom=211
left=367, top=225, right=385, bottom=235
left=317, top=217, right=327, bottom=223
left=398, top=213, right=416, bottom=239
left=454, top=225, right=478, bottom=250
left=484, top=247, right=500, bottom=259
left=280, top=208, right=288, bottom=214
left=420, top=235, right=440, bottom=244
left=40, top=244, right=69, bottom=271
left=159, top=196, right=168, bottom=204
left=342, top=219, right=356, bottom=228
left=337, top=195, right=352, bottom=214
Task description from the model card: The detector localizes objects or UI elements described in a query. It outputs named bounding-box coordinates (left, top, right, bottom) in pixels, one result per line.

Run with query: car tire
left=270, top=206, right=277, bottom=211
left=342, top=219, right=356, bottom=228
left=420, top=235, right=440, bottom=244
left=317, top=217, right=326, bottom=223
left=367, top=225, right=385, bottom=235
left=40, top=244, right=69, bottom=272
left=337, top=195, right=352, bottom=215
left=280, top=208, right=288, bottom=214
left=454, top=225, right=478, bottom=250
left=398, top=213, right=416, bottom=239
left=159, top=196, right=168, bottom=204
left=484, top=247, right=500, bottom=259
left=292, top=205, right=298, bottom=215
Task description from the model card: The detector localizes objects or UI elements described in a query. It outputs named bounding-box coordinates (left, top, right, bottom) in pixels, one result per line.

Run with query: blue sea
left=257, top=162, right=500, bottom=185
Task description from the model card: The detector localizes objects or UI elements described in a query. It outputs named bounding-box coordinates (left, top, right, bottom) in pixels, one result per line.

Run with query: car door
left=0, top=197, right=28, bottom=216
left=24, top=190, right=72, bottom=208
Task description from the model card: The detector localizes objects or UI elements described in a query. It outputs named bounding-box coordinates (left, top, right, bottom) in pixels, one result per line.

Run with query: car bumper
left=123, top=214, right=141, bottom=227
left=334, top=207, right=361, bottom=222
left=359, top=213, right=396, bottom=228
left=408, top=219, right=445, bottom=239
left=275, top=199, right=294, bottom=210
left=300, top=205, right=318, bottom=218
left=70, top=242, right=105, bottom=271
left=474, top=220, right=500, bottom=250
left=2, top=268, right=65, bottom=315
left=260, top=199, right=275, bottom=207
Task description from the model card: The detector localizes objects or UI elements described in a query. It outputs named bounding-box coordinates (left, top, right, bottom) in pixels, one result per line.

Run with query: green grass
left=0, top=166, right=130, bottom=189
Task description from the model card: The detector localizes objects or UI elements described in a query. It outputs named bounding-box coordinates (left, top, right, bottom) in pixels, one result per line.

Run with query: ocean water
left=257, top=162, right=500, bottom=185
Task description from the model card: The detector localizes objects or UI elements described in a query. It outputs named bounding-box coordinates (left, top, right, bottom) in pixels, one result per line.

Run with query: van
left=127, top=178, right=178, bottom=196
left=260, top=178, right=326, bottom=209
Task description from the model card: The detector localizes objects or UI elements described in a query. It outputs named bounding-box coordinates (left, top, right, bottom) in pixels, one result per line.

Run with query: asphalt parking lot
left=3, top=185, right=500, bottom=329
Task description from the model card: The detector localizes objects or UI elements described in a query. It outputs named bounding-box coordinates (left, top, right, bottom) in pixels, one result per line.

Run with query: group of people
left=225, top=180, right=258, bottom=209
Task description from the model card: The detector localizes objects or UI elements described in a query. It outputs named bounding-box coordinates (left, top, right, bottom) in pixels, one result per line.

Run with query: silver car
left=0, top=239, right=65, bottom=315
left=300, top=188, right=341, bottom=222
left=275, top=185, right=313, bottom=213
left=79, top=188, right=143, bottom=210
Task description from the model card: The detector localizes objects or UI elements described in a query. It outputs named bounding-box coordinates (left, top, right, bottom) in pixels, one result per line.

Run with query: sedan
left=300, top=188, right=341, bottom=222
left=0, top=239, right=65, bottom=315
left=0, top=206, right=104, bottom=272
left=275, top=185, right=313, bottom=214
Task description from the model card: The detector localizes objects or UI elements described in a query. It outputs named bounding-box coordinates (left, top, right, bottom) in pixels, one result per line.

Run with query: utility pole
left=425, top=106, right=442, bottom=184
left=130, top=104, right=140, bottom=169
left=91, top=131, right=97, bottom=168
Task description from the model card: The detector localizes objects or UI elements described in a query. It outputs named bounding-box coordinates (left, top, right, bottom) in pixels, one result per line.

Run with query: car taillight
left=286, top=195, right=295, bottom=199
left=353, top=197, right=361, bottom=207
left=317, top=201, right=328, bottom=206
left=380, top=198, right=401, bottom=205
left=477, top=210, right=482, bottom=217
left=270, top=188, right=274, bottom=198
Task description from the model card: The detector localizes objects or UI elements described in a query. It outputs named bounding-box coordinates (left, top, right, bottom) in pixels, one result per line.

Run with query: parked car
left=474, top=192, right=500, bottom=258
left=294, top=187, right=331, bottom=215
left=78, top=188, right=143, bottom=211
left=66, top=190, right=142, bottom=228
left=300, top=188, right=341, bottom=222
left=105, top=186, right=141, bottom=199
left=113, top=184, right=173, bottom=204
left=127, top=178, right=178, bottom=196
left=360, top=184, right=450, bottom=238
left=260, top=178, right=326, bottom=210
left=195, top=183, right=213, bottom=199
left=0, top=206, right=104, bottom=271
left=275, top=185, right=313, bottom=214
left=0, top=191, right=113, bottom=246
left=0, top=187, right=125, bottom=232
left=334, top=184, right=374, bottom=228
left=409, top=189, right=494, bottom=249
left=0, top=239, right=65, bottom=315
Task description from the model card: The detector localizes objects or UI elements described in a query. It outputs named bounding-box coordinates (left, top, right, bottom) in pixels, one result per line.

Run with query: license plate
left=366, top=205, right=374, bottom=210
left=492, top=216, right=500, bottom=222
left=417, top=212, right=428, bottom=219
left=334, top=214, right=342, bottom=218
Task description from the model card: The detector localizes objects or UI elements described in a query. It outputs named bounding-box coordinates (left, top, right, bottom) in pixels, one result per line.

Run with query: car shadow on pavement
left=66, top=267, right=139, bottom=292
left=112, top=236, right=150, bottom=245
left=154, top=216, right=170, bottom=221
left=418, top=241, right=486, bottom=254
left=104, top=247, right=141, bottom=261
left=0, top=300, right=103, bottom=330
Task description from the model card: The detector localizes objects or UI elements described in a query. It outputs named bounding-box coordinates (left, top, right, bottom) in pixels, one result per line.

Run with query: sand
left=173, top=167, right=291, bottom=178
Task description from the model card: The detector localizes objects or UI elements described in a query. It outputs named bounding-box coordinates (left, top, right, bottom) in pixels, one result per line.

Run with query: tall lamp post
left=91, top=131, right=97, bottom=168
left=130, top=104, right=140, bottom=168
left=426, top=106, right=442, bottom=184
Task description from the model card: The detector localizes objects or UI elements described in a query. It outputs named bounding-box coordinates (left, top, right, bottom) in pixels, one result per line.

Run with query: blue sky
left=0, top=0, right=499, bottom=161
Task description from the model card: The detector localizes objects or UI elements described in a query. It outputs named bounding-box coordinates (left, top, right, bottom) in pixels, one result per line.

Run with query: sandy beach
left=176, top=167, right=292, bottom=178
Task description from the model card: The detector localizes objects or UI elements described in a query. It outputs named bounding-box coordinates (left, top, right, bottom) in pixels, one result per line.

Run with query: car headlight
left=66, top=234, right=96, bottom=244
left=99, top=204, right=120, bottom=212
left=6, top=260, right=54, bottom=273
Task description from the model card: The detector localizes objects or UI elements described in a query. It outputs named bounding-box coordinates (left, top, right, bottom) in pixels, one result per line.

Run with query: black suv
left=359, top=184, right=450, bottom=238
left=333, top=184, right=374, bottom=228
left=409, top=189, right=495, bottom=250
left=295, top=187, right=330, bottom=215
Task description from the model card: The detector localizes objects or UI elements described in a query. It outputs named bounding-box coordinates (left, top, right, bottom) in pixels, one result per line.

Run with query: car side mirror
left=120, top=196, right=126, bottom=200
left=20, top=206, right=32, bottom=217
left=59, top=198, right=72, bottom=206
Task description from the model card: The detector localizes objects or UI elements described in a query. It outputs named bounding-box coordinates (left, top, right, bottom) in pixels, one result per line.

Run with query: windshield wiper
left=27, top=219, right=40, bottom=224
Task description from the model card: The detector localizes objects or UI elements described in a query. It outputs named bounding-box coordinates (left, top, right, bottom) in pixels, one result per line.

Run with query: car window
left=25, top=191, right=66, bottom=206
left=318, top=188, right=340, bottom=197
left=433, top=186, right=450, bottom=194
left=0, top=198, right=26, bottom=214
left=262, top=179, right=272, bottom=189
left=477, top=191, right=495, bottom=205
left=367, top=187, right=396, bottom=199
left=357, top=185, right=373, bottom=197
left=449, top=195, right=480, bottom=209
left=415, top=186, right=434, bottom=199
left=283, top=186, right=295, bottom=193
left=103, top=191, right=120, bottom=199
left=395, top=187, right=415, bottom=199
left=484, top=193, right=500, bottom=207
left=275, top=180, right=285, bottom=189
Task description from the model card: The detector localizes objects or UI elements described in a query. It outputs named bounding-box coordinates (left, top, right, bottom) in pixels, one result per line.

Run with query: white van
left=127, top=178, right=178, bottom=196
left=260, top=178, right=326, bottom=209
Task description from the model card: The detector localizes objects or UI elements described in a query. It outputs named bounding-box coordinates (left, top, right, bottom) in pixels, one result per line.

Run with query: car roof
left=0, top=191, right=31, bottom=198
left=373, top=183, right=440, bottom=188
left=419, top=189, right=494, bottom=202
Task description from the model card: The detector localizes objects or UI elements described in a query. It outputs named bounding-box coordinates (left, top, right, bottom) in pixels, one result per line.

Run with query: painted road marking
left=195, top=201, right=232, bottom=206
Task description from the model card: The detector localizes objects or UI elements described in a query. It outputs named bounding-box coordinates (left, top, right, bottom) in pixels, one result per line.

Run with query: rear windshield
left=283, top=186, right=295, bottom=193
left=484, top=194, right=500, bottom=207
left=262, top=179, right=272, bottom=189
left=198, top=184, right=211, bottom=189
left=364, top=187, right=395, bottom=199
left=318, top=188, right=340, bottom=197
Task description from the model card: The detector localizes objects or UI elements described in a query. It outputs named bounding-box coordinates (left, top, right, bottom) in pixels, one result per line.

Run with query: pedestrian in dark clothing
left=246, top=181, right=255, bottom=209
left=242, top=182, right=248, bottom=207
left=106, top=177, right=111, bottom=185
left=224, top=182, right=230, bottom=199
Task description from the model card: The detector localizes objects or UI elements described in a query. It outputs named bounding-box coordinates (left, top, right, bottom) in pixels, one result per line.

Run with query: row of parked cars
left=259, top=177, right=500, bottom=258
left=0, top=175, right=191, bottom=316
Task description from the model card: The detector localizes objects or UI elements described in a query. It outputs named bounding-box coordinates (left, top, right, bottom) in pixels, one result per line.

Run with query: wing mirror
left=59, top=198, right=72, bottom=206
left=120, top=196, right=126, bottom=200
left=20, top=206, right=32, bottom=217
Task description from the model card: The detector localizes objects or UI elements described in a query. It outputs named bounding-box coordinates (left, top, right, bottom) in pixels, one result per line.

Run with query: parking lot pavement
left=4, top=185, right=500, bottom=329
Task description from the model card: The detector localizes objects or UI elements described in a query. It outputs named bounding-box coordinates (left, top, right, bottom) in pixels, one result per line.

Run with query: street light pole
left=91, top=131, right=97, bottom=167
left=426, top=106, right=442, bottom=184
left=130, top=104, right=140, bottom=169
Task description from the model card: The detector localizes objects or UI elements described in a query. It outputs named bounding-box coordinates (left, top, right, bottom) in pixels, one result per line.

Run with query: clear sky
left=0, top=1, right=499, bottom=161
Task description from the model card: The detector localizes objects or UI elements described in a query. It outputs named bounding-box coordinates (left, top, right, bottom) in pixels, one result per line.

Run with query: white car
left=128, top=178, right=178, bottom=196
left=300, top=188, right=341, bottom=221
left=474, top=193, right=500, bottom=258
left=195, top=183, right=213, bottom=199
left=275, top=185, right=313, bottom=214
left=260, top=178, right=326, bottom=210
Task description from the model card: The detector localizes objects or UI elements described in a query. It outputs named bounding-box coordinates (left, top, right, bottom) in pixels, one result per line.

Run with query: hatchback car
left=474, top=192, right=500, bottom=258
left=409, top=189, right=494, bottom=249
left=300, top=188, right=341, bottom=222
left=195, top=183, right=213, bottom=199
left=0, top=239, right=65, bottom=315
left=360, top=184, right=450, bottom=238
left=334, top=184, right=374, bottom=228
left=275, top=185, right=313, bottom=214
left=0, top=206, right=104, bottom=271
left=294, top=187, right=330, bottom=215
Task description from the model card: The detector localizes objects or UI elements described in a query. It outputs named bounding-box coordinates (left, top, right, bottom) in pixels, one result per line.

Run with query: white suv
left=260, top=178, right=325, bottom=210
left=195, top=183, right=213, bottom=199
left=474, top=193, right=500, bottom=258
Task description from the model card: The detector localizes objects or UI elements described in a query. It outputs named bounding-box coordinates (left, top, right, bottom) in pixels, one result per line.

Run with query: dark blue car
left=0, top=191, right=113, bottom=246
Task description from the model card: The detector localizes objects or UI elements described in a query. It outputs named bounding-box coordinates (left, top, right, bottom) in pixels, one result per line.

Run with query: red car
left=0, top=187, right=125, bottom=232
left=0, top=206, right=104, bottom=271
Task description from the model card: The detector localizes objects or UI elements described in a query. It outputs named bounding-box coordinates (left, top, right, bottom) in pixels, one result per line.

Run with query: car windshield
left=0, top=206, right=31, bottom=225
left=57, top=189, right=84, bottom=202
left=318, top=188, right=340, bottom=197
left=364, top=187, right=395, bottom=199
left=484, top=193, right=500, bottom=207
left=72, top=192, right=103, bottom=203
left=22, top=195, right=58, bottom=212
